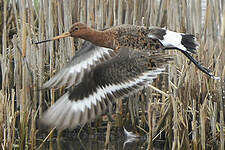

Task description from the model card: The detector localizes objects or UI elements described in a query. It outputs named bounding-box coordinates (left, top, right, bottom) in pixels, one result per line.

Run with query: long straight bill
left=35, top=32, right=71, bottom=44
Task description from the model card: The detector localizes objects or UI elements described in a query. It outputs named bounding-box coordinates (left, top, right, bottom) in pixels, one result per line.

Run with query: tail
left=148, top=27, right=220, bottom=79
left=148, top=28, right=199, bottom=54
left=179, top=34, right=199, bottom=53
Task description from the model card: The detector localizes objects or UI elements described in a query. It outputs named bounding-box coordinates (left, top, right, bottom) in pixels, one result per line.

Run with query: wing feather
left=42, top=41, right=116, bottom=89
left=40, top=47, right=173, bottom=130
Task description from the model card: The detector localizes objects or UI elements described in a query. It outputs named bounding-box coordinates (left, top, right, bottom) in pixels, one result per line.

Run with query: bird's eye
left=74, top=27, right=79, bottom=31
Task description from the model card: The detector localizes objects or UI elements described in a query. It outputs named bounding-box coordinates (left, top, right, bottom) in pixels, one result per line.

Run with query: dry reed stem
left=219, top=78, right=225, bottom=150
left=200, top=107, right=206, bottom=150
left=192, top=98, right=197, bottom=150
left=37, top=128, right=56, bottom=150
left=220, top=110, right=224, bottom=150
left=104, top=121, right=112, bottom=148
left=147, top=102, right=153, bottom=150
left=171, top=96, right=179, bottom=150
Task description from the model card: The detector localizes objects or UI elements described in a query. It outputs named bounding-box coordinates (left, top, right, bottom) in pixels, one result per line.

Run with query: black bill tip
left=35, top=39, right=52, bottom=45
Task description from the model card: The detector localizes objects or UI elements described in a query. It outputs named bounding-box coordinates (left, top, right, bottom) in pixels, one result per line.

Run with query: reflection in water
left=38, top=130, right=165, bottom=150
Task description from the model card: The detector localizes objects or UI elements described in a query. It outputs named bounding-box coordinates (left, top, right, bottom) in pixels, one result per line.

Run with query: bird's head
left=35, top=22, right=91, bottom=44
left=68, top=22, right=90, bottom=38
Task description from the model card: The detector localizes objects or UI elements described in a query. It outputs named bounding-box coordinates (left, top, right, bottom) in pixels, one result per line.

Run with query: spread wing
left=40, top=48, right=173, bottom=130
left=42, top=41, right=116, bottom=89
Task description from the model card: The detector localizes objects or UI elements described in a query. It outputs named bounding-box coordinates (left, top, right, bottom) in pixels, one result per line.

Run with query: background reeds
left=0, top=0, right=224, bottom=149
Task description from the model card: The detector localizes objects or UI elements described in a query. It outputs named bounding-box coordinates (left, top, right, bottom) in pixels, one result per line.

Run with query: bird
left=39, top=41, right=173, bottom=130
left=36, top=23, right=217, bottom=130
left=35, top=22, right=218, bottom=79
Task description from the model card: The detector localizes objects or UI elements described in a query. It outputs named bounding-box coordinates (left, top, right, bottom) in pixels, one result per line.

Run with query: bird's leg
left=181, top=51, right=219, bottom=79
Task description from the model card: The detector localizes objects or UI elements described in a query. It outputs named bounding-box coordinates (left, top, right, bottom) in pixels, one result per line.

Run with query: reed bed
left=0, top=0, right=224, bottom=149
